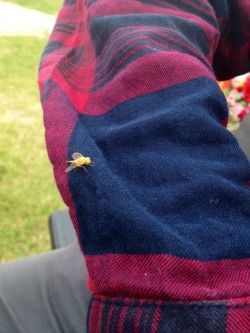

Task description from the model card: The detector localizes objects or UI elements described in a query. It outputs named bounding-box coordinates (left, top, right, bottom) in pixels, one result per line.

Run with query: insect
left=65, top=152, right=95, bottom=172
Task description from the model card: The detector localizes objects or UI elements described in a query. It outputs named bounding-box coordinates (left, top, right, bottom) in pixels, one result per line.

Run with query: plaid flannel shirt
left=39, top=1, right=250, bottom=332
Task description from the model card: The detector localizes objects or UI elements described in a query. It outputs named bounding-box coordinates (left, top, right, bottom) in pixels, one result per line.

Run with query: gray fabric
left=0, top=242, right=92, bottom=333
left=234, top=114, right=250, bottom=161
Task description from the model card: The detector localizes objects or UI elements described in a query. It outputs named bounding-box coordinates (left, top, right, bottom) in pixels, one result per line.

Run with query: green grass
left=0, top=36, right=65, bottom=262
left=2, top=0, right=63, bottom=14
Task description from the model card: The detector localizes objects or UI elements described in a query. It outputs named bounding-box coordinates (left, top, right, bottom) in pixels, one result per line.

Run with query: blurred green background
left=2, top=0, right=61, bottom=14
left=0, top=0, right=65, bottom=262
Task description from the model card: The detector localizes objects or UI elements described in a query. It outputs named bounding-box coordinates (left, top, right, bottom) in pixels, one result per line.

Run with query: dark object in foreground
left=49, top=210, right=76, bottom=249
left=234, top=114, right=250, bottom=161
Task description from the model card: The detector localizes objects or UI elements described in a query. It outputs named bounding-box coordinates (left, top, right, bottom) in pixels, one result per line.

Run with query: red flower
left=238, top=110, right=247, bottom=120
left=243, top=75, right=250, bottom=102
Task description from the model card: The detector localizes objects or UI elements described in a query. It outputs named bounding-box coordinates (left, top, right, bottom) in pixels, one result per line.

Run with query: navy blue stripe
left=101, top=302, right=112, bottom=333
left=89, top=299, right=227, bottom=333
left=122, top=301, right=139, bottom=332
left=54, top=23, right=77, bottom=32
left=157, top=302, right=227, bottom=332
left=68, top=77, right=250, bottom=260
left=42, top=79, right=56, bottom=102
left=53, top=21, right=84, bottom=36
left=93, top=47, right=153, bottom=91
left=109, top=301, right=123, bottom=333
left=68, top=46, right=85, bottom=66
left=87, top=296, right=95, bottom=333
left=63, top=0, right=76, bottom=6
left=138, top=306, right=148, bottom=333
left=86, top=0, right=98, bottom=7
left=137, top=0, right=217, bottom=27
left=144, top=304, right=157, bottom=332
left=41, top=41, right=62, bottom=59
left=92, top=26, right=210, bottom=91
left=90, top=14, right=211, bottom=57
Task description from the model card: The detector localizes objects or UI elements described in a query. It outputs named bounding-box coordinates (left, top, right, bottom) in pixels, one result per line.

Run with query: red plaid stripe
left=226, top=299, right=250, bottom=333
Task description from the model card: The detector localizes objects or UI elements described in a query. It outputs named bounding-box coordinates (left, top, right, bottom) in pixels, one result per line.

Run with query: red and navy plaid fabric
left=39, top=1, right=250, bottom=332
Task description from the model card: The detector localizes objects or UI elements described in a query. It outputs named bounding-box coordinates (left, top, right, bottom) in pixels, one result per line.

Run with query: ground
left=0, top=2, right=56, bottom=37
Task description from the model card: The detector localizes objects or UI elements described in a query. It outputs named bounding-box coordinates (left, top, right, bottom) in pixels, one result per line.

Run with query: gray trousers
left=0, top=242, right=92, bottom=333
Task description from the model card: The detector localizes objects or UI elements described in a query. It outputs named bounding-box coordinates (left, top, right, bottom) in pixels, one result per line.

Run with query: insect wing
left=65, top=163, right=77, bottom=172
left=72, top=152, right=83, bottom=160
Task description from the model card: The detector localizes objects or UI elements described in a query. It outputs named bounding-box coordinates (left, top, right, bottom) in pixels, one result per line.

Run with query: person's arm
left=39, top=1, right=250, bottom=332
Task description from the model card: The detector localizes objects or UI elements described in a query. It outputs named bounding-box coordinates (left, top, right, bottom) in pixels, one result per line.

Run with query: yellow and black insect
left=65, top=152, right=95, bottom=172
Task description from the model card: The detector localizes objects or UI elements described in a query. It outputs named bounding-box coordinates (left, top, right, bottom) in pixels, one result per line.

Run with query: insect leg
left=79, top=165, right=87, bottom=172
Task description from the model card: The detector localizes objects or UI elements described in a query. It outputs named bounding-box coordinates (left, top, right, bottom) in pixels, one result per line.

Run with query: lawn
left=0, top=8, right=65, bottom=261
left=2, top=0, right=63, bottom=14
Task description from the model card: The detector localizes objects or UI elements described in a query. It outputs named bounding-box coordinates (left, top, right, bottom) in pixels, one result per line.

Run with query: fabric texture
left=39, top=1, right=250, bottom=332
left=0, top=242, right=91, bottom=333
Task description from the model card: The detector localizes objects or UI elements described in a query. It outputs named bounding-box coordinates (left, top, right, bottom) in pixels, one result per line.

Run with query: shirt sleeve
left=38, top=1, right=250, bottom=332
